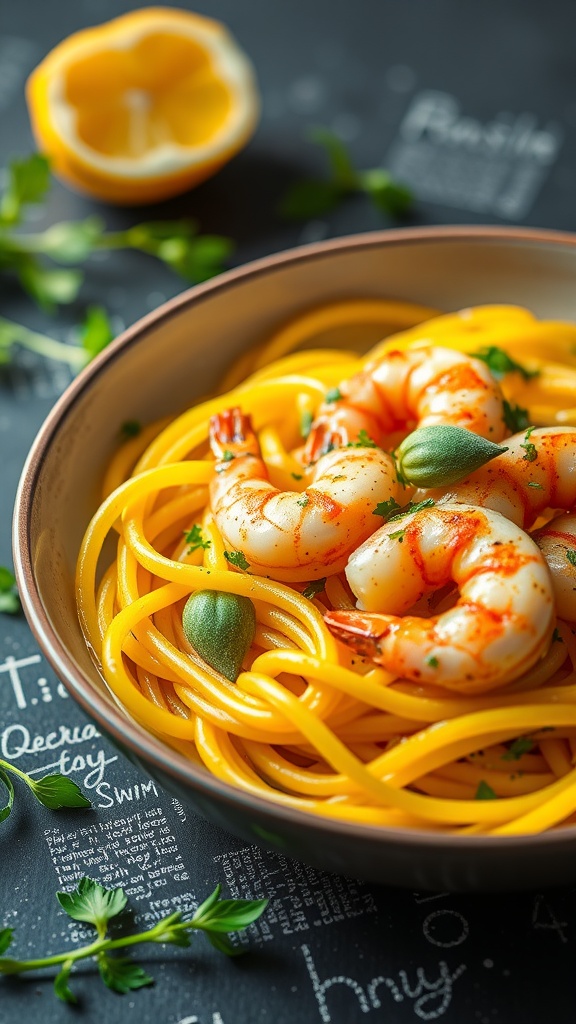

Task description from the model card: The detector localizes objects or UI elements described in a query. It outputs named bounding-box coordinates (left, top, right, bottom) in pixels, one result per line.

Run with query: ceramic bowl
left=14, top=225, right=576, bottom=892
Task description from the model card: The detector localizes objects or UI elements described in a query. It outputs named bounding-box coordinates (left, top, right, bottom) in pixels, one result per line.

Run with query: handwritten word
left=301, top=945, right=465, bottom=1022
left=95, top=778, right=159, bottom=808
left=1, top=721, right=99, bottom=759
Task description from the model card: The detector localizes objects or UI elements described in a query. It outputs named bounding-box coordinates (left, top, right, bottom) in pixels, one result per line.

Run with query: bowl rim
left=13, top=222, right=576, bottom=853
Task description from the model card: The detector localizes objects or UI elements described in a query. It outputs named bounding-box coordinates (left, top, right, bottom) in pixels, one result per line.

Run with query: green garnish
left=0, top=306, right=113, bottom=371
left=552, top=628, right=564, bottom=643
left=347, top=429, right=378, bottom=448
left=373, top=497, right=402, bottom=519
left=502, top=399, right=530, bottom=433
left=221, top=450, right=235, bottom=462
left=566, top=550, right=576, bottom=567
left=520, top=426, right=538, bottom=462
left=120, top=420, right=141, bottom=439
left=302, top=578, right=327, bottom=600
left=325, top=387, right=342, bottom=403
left=183, top=524, right=211, bottom=554
left=389, top=529, right=406, bottom=542
left=291, top=472, right=303, bottom=481
left=471, top=346, right=539, bottom=382
left=182, top=591, right=256, bottom=681
left=0, top=567, right=20, bottom=615
left=527, top=481, right=544, bottom=489
left=296, top=495, right=310, bottom=507
left=475, top=780, right=497, bottom=800
left=279, top=127, right=412, bottom=220
left=224, top=550, right=251, bottom=571
left=0, top=877, right=267, bottom=1002
left=300, top=409, right=313, bottom=439
left=1, top=756, right=90, bottom=823
left=501, top=738, right=535, bottom=761
left=426, top=656, right=439, bottom=669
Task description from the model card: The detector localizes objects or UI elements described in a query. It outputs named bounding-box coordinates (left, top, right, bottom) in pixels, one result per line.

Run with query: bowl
left=14, top=224, right=576, bottom=892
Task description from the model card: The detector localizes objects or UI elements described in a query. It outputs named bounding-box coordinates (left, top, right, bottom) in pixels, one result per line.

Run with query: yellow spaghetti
left=76, top=301, right=576, bottom=836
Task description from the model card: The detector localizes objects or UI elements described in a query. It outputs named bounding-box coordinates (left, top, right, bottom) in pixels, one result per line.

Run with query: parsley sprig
left=373, top=497, right=435, bottom=521
left=279, top=127, right=412, bottom=220
left=0, top=154, right=233, bottom=313
left=0, top=756, right=90, bottom=823
left=0, top=305, right=113, bottom=370
left=0, top=877, right=267, bottom=1002
left=471, top=346, right=539, bottom=382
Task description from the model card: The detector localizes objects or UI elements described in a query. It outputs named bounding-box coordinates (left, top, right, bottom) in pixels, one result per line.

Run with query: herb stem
left=0, top=317, right=85, bottom=368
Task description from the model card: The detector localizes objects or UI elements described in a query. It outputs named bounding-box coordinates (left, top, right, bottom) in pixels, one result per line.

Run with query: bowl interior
left=15, top=228, right=576, bottom=888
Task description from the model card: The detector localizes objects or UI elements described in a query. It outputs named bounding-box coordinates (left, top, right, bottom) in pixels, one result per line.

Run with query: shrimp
left=302, top=345, right=507, bottom=461
left=324, top=502, right=555, bottom=694
left=209, top=407, right=403, bottom=583
left=420, top=427, right=576, bottom=619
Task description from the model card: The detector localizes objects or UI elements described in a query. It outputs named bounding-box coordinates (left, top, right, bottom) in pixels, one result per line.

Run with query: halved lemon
left=26, top=7, right=260, bottom=204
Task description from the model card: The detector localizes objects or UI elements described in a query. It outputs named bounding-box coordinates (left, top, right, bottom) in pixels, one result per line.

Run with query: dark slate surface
left=1, top=2, right=576, bottom=1022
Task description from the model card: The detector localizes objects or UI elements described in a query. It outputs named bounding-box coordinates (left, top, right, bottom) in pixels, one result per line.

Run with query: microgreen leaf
left=97, top=954, right=154, bottom=994
left=0, top=154, right=51, bottom=225
left=80, top=305, right=114, bottom=361
left=501, top=737, right=534, bottom=761
left=224, top=550, right=250, bottom=571
left=0, top=929, right=13, bottom=956
left=192, top=883, right=222, bottom=921
left=57, top=878, right=127, bottom=938
left=53, top=960, right=77, bottom=1004
left=471, top=346, right=539, bottom=381
left=502, top=399, right=530, bottom=433
left=302, top=578, right=327, bottom=600
left=184, top=524, right=211, bottom=554
left=28, top=774, right=92, bottom=810
left=38, top=217, right=105, bottom=263
left=0, top=769, right=14, bottom=823
left=192, top=897, right=269, bottom=933
left=0, top=567, right=20, bottom=615
left=475, top=780, right=497, bottom=800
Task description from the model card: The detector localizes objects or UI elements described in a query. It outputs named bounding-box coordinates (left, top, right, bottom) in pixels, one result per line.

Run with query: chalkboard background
left=1, top=2, right=576, bottom=1022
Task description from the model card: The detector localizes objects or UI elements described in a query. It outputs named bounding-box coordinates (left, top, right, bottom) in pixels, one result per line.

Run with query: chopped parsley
left=325, top=387, right=342, bottom=403
left=502, top=400, right=529, bottom=434
left=389, top=529, right=406, bottom=543
left=224, top=550, right=250, bottom=571
left=566, top=550, right=576, bottom=567
left=475, top=780, right=497, bottom=800
left=221, top=450, right=235, bottom=462
left=472, top=346, right=539, bottom=381
left=501, top=737, right=534, bottom=761
left=373, top=497, right=435, bottom=522
left=296, top=495, right=309, bottom=507
left=291, top=472, right=303, bottom=481
left=520, top=426, right=537, bottom=462
left=347, top=429, right=378, bottom=448
left=183, top=524, right=211, bottom=554
left=426, top=656, right=439, bottom=669
left=302, top=578, right=327, bottom=600
left=527, top=481, right=544, bottom=489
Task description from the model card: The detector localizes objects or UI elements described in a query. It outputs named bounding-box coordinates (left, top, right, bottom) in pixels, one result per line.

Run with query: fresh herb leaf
left=38, top=217, right=104, bottom=262
left=501, top=737, right=534, bottom=761
left=0, top=768, right=15, bottom=823
left=224, top=550, right=250, bottom=571
left=325, top=387, right=342, bottom=403
left=192, top=896, right=269, bottom=933
left=527, top=481, right=544, bottom=489
left=0, top=567, right=20, bottom=615
left=566, top=550, right=576, bottom=567
left=427, top=656, right=439, bottom=669
left=18, top=261, right=83, bottom=312
left=57, top=878, right=127, bottom=938
left=384, top=498, right=436, bottom=523
left=389, top=529, right=406, bottom=542
left=97, top=954, right=153, bottom=995
left=302, top=578, right=327, bottom=600
left=520, top=426, right=538, bottom=462
left=373, top=497, right=401, bottom=519
left=475, top=780, right=497, bottom=800
left=279, top=128, right=412, bottom=221
left=502, top=399, right=530, bottom=434
left=472, top=346, right=539, bottom=381
left=347, top=429, right=377, bottom=448
left=291, top=472, right=303, bottom=481
left=0, top=154, right=51, bottom=226
left=0, top=929, right=13, bottom=956
left=28, top=774, right=91, bottom=810
left=184, top=524, right=211, bottom=554
left=80, top=305, right=114, bottom=361
left=296, top=495, right=309, bottom=507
